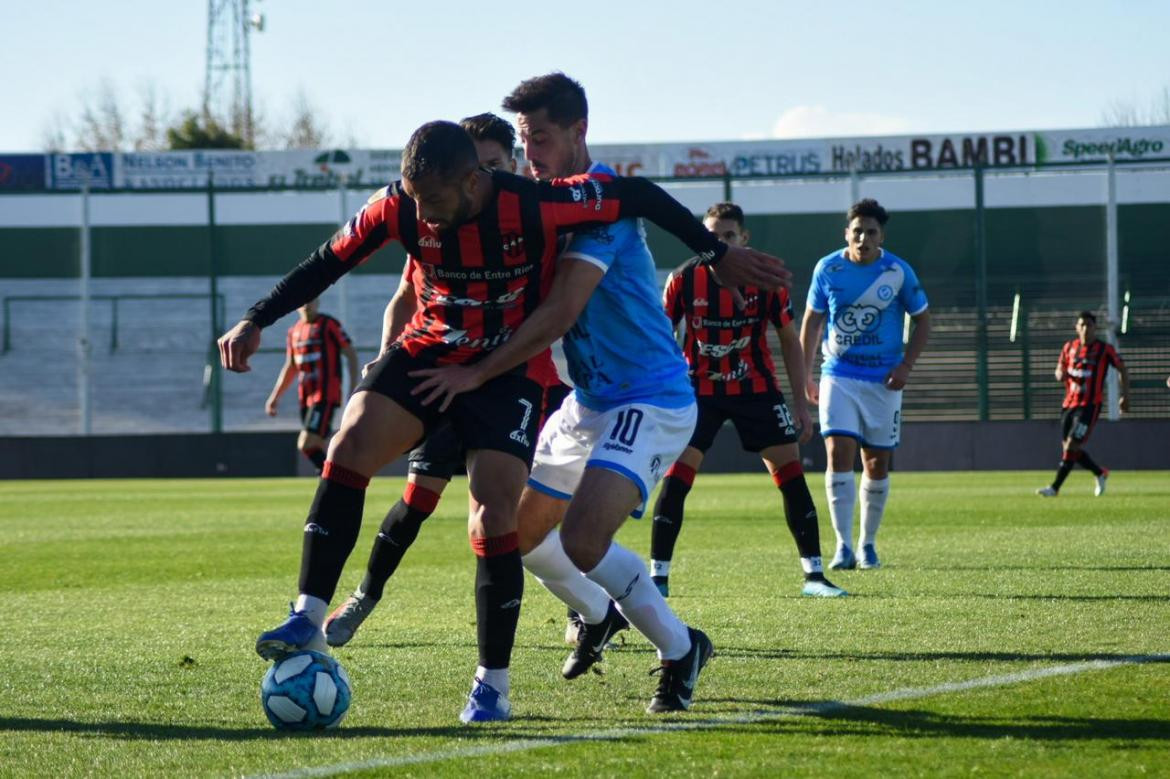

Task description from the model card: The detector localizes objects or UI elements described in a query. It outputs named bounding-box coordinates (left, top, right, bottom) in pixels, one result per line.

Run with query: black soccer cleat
left=562, top=601, right=629, bottom=679
left=646, top=626, right=714, bottom=713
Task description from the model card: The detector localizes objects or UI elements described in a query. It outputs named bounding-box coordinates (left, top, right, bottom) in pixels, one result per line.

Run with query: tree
left=165, top=112, right=247, bottom=150
left=1100, top=85, right=1170, bottom=127
left=278, top=90, right=331, bottom=149
left=74, top=80, right=126, bottom=152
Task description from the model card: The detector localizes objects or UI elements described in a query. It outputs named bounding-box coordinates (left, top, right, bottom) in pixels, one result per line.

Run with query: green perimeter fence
left=1, top=158, right=1168, bottom=433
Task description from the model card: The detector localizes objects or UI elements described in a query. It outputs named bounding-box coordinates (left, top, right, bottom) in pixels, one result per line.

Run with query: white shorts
left=819, top=374, right=902, bottom=449
left=527, top=393, right=697, bottom=518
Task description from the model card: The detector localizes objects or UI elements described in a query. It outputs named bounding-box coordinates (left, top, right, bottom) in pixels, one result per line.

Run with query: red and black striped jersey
left=1059, top=338, right=1123, bottom=408
left=402, top=254, right=562, bottom=388
left=244, top=170, right=726, bottom=387
left=664, top=257, right=793, bottom=397
left=286, top=314, right=351, bottom=406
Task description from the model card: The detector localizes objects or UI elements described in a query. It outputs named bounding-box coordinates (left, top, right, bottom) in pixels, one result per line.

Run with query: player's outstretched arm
left=549, top=175, right=790, bottom=289
left=799, top=308, right=825, bottom=405
left=409, top=257, right=604, bottom=411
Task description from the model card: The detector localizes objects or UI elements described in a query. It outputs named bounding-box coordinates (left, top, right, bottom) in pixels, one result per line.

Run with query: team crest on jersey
left=692, top=314, right=704, bottom=329
left=502, top=233, right=525, bottom=258
left=877, top=285, right=894, bottom=301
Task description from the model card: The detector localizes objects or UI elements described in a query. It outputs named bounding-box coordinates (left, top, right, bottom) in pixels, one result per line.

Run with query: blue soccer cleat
left=859, top=544, right=881, bottom=569
left=829, top=545, right=856, bottom=570
left=256, top=605, right=328, bottom=661
left=801, top=578, right=849, bottom=597
left=459, top=679, right=512, bottom=723
left=652, top=575, right=670, bottom=598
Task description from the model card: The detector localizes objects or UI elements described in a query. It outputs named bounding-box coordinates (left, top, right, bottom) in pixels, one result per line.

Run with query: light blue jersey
left=807, top=248, right=929, bottom=383
left=558, top=162, right=692, bottom=411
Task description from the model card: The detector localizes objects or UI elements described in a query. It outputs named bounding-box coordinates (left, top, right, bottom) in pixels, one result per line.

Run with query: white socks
left=585, top=542, right=690, bottom=660
left=521, top=531, right=610, bottom=624
left=826, top=471, right=856, bottom=550
left=294, top=594, right=329, bottom=627
left=476, top=665, right=509, bottom=697
left=859, top=476, right=890, bottom=548
left=650, top=560, right=671, bottom=578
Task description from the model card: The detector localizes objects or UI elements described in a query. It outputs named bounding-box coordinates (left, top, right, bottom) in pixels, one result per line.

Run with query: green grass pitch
left=1, top=471, right=1167, bottom=777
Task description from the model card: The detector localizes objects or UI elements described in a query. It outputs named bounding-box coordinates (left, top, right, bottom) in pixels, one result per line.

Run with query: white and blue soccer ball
left=260, top=650, right=351, bottom=731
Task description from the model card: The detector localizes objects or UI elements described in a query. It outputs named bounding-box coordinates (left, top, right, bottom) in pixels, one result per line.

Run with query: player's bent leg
left=257, top=391, right=424, bottom=661
left=519, top=488, right=612, bottom=621
left=517, top=486, right=631, bottom=679
left=563, top=467, right=711, bottom=711
left=761, top=444, right=846, bottom=597
left=824, top=435, right=859, bottom=570
left=326, top=472, right=451, bottom=647
left=460, top=448, right=528, bottom=722
left=650, top=447, right=703, bottom=597
left=857, top=447, right=892, bottom=569
left=297, top=430, right=328, bottom=471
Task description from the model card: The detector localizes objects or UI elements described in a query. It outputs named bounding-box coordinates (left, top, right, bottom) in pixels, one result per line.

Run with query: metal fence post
left=207, top=175, right=223, bottom=434
left=79, top=177, right=92, bottom=435
left=973, top=162, right=989, bottom=421
left=1021, top=298, right=1031, bottom=420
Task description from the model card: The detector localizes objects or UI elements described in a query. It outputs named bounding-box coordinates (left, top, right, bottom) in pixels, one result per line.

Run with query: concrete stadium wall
left=3, top=420, right=1165, bottom=480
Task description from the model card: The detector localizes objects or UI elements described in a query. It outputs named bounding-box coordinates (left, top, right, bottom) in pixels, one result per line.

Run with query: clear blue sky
left=4, top=0, right=1169, bottom=152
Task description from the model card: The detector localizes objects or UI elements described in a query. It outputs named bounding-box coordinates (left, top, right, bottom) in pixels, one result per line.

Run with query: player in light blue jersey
left=412, top=73, right=789, bottom=715
left=799, top=199, right=931, bottom=571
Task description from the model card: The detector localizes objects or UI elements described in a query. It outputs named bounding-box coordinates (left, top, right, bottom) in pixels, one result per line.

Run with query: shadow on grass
left=0, top=716, right=568, bottom=741
left=913, top=565, right=1170, bottom=572
left=705, top=703, right=1170, bottom=742
left=714, top=648, right=1170, bottom=664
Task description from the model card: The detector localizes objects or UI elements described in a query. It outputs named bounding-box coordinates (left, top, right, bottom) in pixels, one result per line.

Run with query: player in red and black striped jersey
left=218, top=119, right=786, bottom=722
left=265, top=298, right=358, bottom=472
left=1037, top=311, right=1129, bottom=497
left=325, top=114, right=570, bottom=650
left=651, top=203, right=845, bottom=598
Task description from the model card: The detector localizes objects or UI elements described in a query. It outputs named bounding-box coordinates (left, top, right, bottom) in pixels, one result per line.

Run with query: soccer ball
left=260, top=650, right=351, bottom=730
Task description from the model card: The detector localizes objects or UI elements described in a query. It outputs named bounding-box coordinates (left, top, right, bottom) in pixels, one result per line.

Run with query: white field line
left=251, top=653, right=1169, bottom=779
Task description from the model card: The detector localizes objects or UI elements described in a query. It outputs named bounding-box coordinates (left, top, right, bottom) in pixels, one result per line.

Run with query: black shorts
left=358, top=345, right=544, bottom=467
left=543, top=381, right=572, bottom=424
left=403, top=379, right=572, bottom=480
left=407, top=420, right=465, bottom=480
left=1061, top=404, right=1101, bottom=444
left=688, top=390, right=798, bottom=453
left=300, top=403, right=338, bottom=437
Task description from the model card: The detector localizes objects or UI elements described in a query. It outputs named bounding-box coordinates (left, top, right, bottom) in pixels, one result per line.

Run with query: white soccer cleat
left=1094, top=469, right=1109, bottom=496
left=1035, top=486, right=1058, bottom=497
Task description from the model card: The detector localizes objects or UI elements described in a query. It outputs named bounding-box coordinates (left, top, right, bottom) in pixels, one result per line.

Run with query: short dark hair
left=401, top=121, right=478, bottom=182
left=459, top=112, right=516, bottom=154
left=847, top=198, right=889, bottom=226
left=1078, top=310, right=1098, bottom=324
left=501, top=72, right=588, bottom=127
left=705, top=202, right=744, bottom=227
